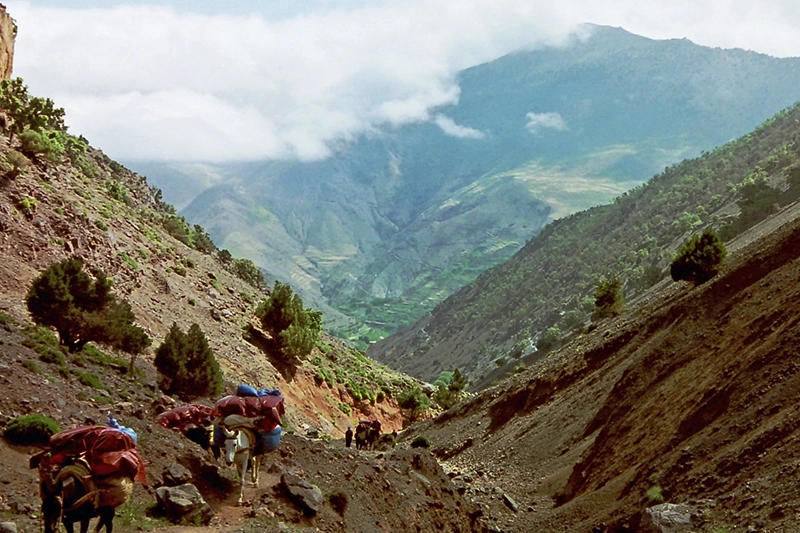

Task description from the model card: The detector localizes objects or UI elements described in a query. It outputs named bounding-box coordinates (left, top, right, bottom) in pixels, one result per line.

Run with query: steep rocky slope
left=402, top=199, right=800, bottom=532
left=0, top=130, right=411, bottom=438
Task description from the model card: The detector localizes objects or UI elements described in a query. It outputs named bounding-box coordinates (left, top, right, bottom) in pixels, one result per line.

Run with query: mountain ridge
left=137, top=24, right=800, bottom=346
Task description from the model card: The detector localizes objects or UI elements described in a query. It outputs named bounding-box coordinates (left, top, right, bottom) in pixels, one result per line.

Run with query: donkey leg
left=236, top=455, right=247, bottom=505
left=251, top=454, right=261, bottom=487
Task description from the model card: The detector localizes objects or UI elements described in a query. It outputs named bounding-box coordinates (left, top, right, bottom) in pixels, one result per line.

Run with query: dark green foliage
left=397, top=386, right=430, bottom=422
left=18, top=129, right=65, bottom=162
left=670, top=226, right=727, bottom=285
left=192, top=224, right=216, bottom=254
left=21, top=325, right=66, bottom=366
left=154, top=322, right=223, bottom=400
left=410, top=436, right=430, bottom=449
left=105, top=180, right=132, bottom=206
left=218, top=249, right=233, bottom=264
left=433, top=367, right=469, bottom=409
left=4, top=413, right=61, bottom=445
left=22, top=359, right=42, bottom=374
left=255, top=281, right=322, bottom=360
left=76, top=371, right=105, bottom=390
left=0, top=78, right=66, bottom=134
left=536, top=326, right=561, bottom=352
left=232, top=258, right=265, bottom=287
left=26, top=257, right=150, bottom=353
left=736, top=172, right=780, bottom=227
left=593, top=275, right=624, bottom=320
left=162, top=214, right=192, bottom=245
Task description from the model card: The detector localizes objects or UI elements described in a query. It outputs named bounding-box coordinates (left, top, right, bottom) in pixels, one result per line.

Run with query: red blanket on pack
left=213, top=395, right=285, bottom=431
left=155, top=404, right=213, bottom=431
left=44, top=426, right=148, bottom=487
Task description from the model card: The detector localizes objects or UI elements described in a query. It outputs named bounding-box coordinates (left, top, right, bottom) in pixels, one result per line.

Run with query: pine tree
left=154, top=322, right=223, bottom=400
left=670, top=226, right=727, bottom=284
left=256, top=280, right=322, bottom=360
left=26, top=257, right=149, bottom=354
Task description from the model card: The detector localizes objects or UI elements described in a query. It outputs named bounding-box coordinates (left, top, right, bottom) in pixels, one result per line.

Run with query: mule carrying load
left=30, top=418, right=148, bottom=533
left=155, top=404, right=215, bottom=452
left=212, top=385, right=285, bottom=504
left=212, top=385, right=285, bottom=454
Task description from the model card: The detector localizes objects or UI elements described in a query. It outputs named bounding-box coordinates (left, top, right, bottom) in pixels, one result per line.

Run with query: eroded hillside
left=402, top=199, right=800, bottom=532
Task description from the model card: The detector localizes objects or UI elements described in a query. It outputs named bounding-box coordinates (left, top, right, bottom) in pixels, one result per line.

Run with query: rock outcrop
left=0, top=4, right=15, bottom=78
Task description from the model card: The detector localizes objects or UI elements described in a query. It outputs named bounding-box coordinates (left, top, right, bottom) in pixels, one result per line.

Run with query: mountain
left=134, top=25, right=800, bottom=345
left=404, top=198, right=800, bottom=531
left=369, top=101, right=800, bottom=385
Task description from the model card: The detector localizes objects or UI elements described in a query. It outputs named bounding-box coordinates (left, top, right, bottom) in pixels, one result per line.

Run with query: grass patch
left=0, top=311, right=17, bottom=326
left=95, top=219, right=108, bottom=231
left=4, top=414, right=60, bottom=445
left=22, top=359, right=42, bottom=374
left=76, top=371, right=105, bottom=390
left=119, top=252, right=139, bottom=270
left=646, top=486, right=665, bottom=505
left=22, top=325, right=66, bottom=366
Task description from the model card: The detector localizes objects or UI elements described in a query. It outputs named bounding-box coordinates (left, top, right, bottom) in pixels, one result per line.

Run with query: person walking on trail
left=345, top=426, right=353, bottom=448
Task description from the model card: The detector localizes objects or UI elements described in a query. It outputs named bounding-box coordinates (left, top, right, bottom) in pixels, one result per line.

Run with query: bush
left=94, top=219, right=108, bottom=231
left=26, top=257, right=151, bottom=354
left=397, top=386, right=430, bottom=422
left=232, top=258, right=264, bottom=287
left=18, top=129, right=64, bottom=162
left=593, top=275, right=624, bottom=320
left=154, top=322, right=224, bottom=400
left=670, top=226, right=727, bottom=285
left=410, top=436, right=430, bottom=449
left=4, top=414, right=61, bottom=445
left=255, top=281, right=322, bottom=361
left=646, top=486, right=665, bottom=505
left=21, top=325, right=66, bottom=366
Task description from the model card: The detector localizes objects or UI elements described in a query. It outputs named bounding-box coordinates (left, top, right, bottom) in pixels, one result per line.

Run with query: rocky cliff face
left=0, top=4, right=14, bottom=78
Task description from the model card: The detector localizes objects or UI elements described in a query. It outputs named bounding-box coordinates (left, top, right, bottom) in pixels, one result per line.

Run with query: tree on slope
left=255, top=280, right=322, bottom=361
left=26, top=256, right=150, bottom=354
left=592, top=275, right=624, bottom=320
left=154, top=322, right=223, bottom=400
left=670, top=226, right=727, bottom=285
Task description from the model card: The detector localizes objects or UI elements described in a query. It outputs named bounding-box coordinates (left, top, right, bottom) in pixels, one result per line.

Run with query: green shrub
left=77, top=159, right=100, bottom=179
left=3, top=149, right=29, bottom=178
left=410, top=436, right=430, bottom=449
left=119, top=252, right=139, bottom=270
left=0, top=310, right=17, bottom=325
left=154, top=322, right=223, bottom=400
left=22, top=325, right=66, bottom=366
left=15, top=195, right=37, bottom=215
left=22, top=359, right=42, bottom=374
left=94, top=219, right=108, bottom=231
left=173, top=264, right=186, bottom=277
left=4, top=414, right=61, bottom=445
left=670, top=226, right=727, bottom=285
left=18, top=129, right=64, bottom=162
left=646, top=486, right=665, bottom=505
left=337, top=402, right=352, bottom=415
left=255, top=280, right=322, bottom=361
left=397, top=386, right=430, bottom=422
left=232, top=257, right=264, bottom=287
left=77, top=371, right=104, bottom=390
left=26, top=257, right=150, bottom=354
left=593, top=275, right=624, bottom=320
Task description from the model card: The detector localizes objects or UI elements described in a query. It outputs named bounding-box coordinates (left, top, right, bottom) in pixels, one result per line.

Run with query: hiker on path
left=345, top=426, right=353, bottom=448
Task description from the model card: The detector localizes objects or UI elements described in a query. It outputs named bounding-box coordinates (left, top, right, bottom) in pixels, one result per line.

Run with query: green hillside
left=138, top=26, right=800, bottom=347
left=369, top=103, right=800, bottom=385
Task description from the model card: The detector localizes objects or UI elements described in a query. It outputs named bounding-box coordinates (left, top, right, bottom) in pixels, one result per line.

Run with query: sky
left=6, top=0, right=800, bottom=162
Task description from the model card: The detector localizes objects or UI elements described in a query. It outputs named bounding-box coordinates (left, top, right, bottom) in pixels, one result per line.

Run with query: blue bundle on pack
left=107, top=412, right=138, bottom=444
left=236, top=384, right=259, bottom=397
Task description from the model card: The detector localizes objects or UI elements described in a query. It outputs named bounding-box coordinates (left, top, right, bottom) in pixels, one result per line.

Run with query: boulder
left=162, top=463, right=193, bottom=487
left=0, top=522, right=17, bottom=533
left=280, top=473, right=323, bottom=515
left=643, top=503, right=696, bottom=533
left=155, top=483, right=214, bottom=525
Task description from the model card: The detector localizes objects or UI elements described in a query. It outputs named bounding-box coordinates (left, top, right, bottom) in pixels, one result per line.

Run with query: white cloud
left=525, top=112, right=568, bottom=135
left=434, top=115, right=485, bottom=139
left=5, top=0, right=800, bottom=162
